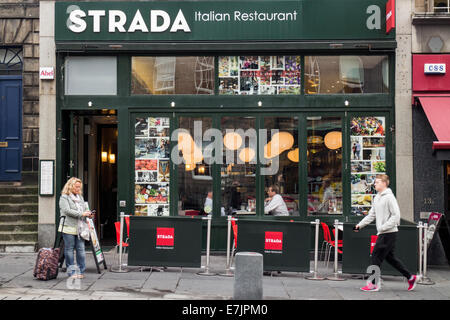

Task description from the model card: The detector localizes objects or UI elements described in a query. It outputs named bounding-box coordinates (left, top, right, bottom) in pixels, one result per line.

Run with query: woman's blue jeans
left=62, top=233, right=86, bottom=276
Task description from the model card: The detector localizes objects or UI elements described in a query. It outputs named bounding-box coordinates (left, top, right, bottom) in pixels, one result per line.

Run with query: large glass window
left=218, top=56, right=301, bottom=95
left=65, top=56, right=117, bottom=95
left=177, top=117, right=213, bottom=216
left=263, top=117, right=299, bottom=216
left=134, top=117, right=170, bottom=216
left=304, top=56, right=389, bottom=94
left=307, top=117, right=343, bottom=215
left=350, top=116, right=386, bottom=217
left=221, top=117, right=257, bottom=215
left=131, top=57, right=214, bottom=95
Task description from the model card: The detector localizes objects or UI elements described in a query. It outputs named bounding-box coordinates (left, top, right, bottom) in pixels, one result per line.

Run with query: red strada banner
left=156, top=227, right=175, bottom=247
left=370, top=235, right=378, bottom=255
left=264, top=231, right=283, bottom=251
left=386, top=0, right=395, bottom=34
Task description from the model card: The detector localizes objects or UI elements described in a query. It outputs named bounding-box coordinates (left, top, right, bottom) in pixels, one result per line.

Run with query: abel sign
left=55, top=0, right=395, bottom=42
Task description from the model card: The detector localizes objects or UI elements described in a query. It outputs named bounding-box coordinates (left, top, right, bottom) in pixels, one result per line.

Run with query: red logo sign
left=386, top=0, right=395, bottom=34
left=370, top=235, right=378, bottom=255
left=264, top=231, right=283, bottom=251
left=156, top=227, right=174, bottom=247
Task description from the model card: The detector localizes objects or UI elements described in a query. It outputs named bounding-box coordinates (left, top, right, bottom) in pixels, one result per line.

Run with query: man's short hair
left=375, top=174, right=390, bottom=187
left=269, top=184, right=279, bottom=194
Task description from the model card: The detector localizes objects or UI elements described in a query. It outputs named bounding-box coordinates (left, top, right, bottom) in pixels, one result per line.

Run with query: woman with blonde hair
left=59, top=177, right=93, bottom=279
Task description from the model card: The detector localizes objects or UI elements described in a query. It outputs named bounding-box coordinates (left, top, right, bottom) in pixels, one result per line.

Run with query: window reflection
left=263, top=117, right=299, bottom=216
left=131, top=57, right=214, bottom=95
left=305, top=56, right=389, bottom=94
left=221, top=117, right=256, bottom=215
left=307, top=117, right=343, bottom=215
left=177, top=117, right=213, bottom=216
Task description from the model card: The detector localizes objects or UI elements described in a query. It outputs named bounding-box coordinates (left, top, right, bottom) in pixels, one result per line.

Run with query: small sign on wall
left=39, top=160, right=54, bottom=196
left=39, top=67, right=54, bottom=80
left=424, top=63, right=446, bottom=74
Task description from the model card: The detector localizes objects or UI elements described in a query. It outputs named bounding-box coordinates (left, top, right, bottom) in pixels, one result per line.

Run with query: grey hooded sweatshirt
left=356, top=188, right=401, bottom=235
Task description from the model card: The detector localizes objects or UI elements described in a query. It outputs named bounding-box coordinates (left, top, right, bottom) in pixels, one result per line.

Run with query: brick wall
left=0, top=1, right=39, bottom=173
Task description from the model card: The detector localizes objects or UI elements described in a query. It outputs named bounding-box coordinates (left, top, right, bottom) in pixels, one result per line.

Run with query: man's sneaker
left=360, top=282, right=380, bottom=292
left=407, top=275, right=419, bottom=291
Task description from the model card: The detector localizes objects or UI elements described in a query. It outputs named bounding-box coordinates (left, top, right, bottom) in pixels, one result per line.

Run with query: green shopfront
left=54, top=0, right=396, bottom=250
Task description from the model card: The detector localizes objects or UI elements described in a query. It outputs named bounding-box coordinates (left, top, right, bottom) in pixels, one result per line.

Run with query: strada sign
left=55, top=1, right=395, bottom=42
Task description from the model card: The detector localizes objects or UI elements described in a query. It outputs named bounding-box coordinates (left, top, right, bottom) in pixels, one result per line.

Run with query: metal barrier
left=110, top=212, right=130, bottom=273
left=417, top=222, right=434, bottom=285
left=326, top=220, right=346, bottom=281
left=306, top=219, right=325, bottom=280
left=219, top=215, right=236, bottom=277
left=197, top=214, right=217, bottom=276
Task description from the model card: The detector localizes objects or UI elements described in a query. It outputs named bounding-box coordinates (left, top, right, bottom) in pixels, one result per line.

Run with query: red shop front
left=412, top=54, right=450, bottom=265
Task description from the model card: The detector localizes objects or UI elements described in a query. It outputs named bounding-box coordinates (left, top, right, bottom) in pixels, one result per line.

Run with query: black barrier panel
left=128, top=216, right=203, bottom=268
left=236, top=219, right=311, bottom=272
left=342, top=222, right=418, bottom=276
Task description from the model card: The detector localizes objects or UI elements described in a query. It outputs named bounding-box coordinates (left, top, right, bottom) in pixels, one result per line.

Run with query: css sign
left=424, top=63, right=446, bottom=74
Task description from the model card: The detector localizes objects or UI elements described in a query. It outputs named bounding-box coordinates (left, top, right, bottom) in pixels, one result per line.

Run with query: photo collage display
left=350, top=116, right=386, bottom=216
left=134, top=117, right=170, bottom=217
left=218, top=56, right=301, bottom=95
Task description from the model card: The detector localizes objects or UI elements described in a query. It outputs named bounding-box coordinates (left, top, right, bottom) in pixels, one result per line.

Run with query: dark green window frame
left=56, top=51, right=395, bottom=225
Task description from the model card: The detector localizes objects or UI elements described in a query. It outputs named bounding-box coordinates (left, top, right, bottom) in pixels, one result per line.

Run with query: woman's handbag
left=78, top=217, right=90, bottom=241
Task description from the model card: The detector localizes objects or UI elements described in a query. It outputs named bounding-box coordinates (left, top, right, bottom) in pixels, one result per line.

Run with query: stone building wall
left=0, top=1, right=40, bottom=174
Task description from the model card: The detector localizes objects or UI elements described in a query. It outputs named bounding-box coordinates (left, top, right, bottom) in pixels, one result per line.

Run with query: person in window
left=204, top=190, right=213, bottom=214
left=317, top=178, right=334, bottom=213
left=264, top=185, right=289, bottom=216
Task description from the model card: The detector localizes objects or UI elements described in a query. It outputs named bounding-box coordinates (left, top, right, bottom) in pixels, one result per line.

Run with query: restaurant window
left=307, top=117, right=343, bottom=215
left=131, top=57, right=214, bottom=95
left=177, top=117, right=213, bottom=216
left=134, top=116, right=170, bottom=216
left=350, top=116, right=386, bottom=216
left=221, top=117, right=257, bottom=215
left=304, top=56, right=389, bottom=94
left=263, top=117, right=299, bottom=216
left=218, top=56, right=301, bottom=95
left=65, top=56, right=117, bottom=95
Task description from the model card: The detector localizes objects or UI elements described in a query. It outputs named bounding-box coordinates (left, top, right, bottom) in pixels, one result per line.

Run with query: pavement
left=1, top=249, right=450, bottom=301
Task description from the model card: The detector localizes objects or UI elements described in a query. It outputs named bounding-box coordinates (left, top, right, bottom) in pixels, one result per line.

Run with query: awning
left=416, top=96, right=450, bottom=150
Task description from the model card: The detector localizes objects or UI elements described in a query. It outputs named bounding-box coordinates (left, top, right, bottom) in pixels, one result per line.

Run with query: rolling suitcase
left=33, top=217, right=65, bottom=281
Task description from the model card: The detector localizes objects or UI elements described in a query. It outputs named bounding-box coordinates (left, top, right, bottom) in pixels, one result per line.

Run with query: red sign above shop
left=386, top=0, right=395, bottom=34
left=156, top=227, right=175, bottom=247
left=413, top=55, right=450, bottom=92
left=264, top=231, right=283, bottom=252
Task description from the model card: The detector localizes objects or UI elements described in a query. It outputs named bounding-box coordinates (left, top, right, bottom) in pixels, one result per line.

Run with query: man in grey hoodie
left=354, top=174, right=419, bottom=292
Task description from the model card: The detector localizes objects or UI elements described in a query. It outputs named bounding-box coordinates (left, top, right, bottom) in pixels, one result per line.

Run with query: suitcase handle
left=54, top=216, right=66, bottom=249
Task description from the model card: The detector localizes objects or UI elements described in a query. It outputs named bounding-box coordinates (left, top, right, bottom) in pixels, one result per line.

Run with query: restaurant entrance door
left=60, top=110, right=118, bottom=246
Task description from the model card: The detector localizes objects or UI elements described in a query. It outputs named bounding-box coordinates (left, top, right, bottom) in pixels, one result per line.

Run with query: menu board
left=134, top=117, right=170, bottom=216
left=350, top=117, right=386, bottom=216
left=218, top=56, right=301, bottom=95
left=86, top=217, right=107, bottom=273
left=39, top=160, right=54, bottom=196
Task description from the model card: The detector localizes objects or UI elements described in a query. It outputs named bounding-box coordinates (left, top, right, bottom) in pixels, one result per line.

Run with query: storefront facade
left=412, top=54, right=450, bottom=264
left=39, top=0, right=397, bottom=250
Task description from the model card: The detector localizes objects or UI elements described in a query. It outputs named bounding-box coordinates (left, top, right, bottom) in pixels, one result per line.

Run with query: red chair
left=229, top=219, right=238, bottom=267
left=113, top=221, right=129, bottom=265
left=320, top=222, right=343, bottom=268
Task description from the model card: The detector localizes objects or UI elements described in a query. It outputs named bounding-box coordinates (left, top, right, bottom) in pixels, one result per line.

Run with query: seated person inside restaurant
left=204, top=190, right=213, bottom=214
left=264, top=185, right=289, bottom=216
left=204, top=190, right=226, bottom=216
left=316, top=178, right=334, bottom=213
